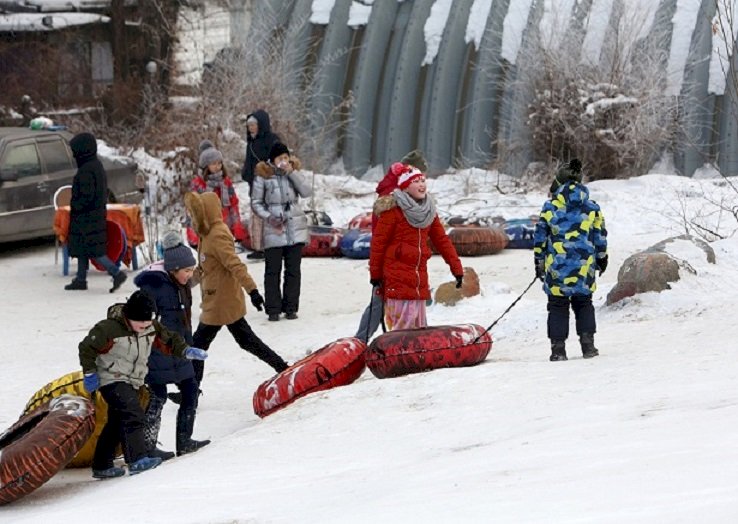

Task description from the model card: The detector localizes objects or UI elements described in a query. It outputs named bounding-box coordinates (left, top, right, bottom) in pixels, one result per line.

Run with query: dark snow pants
left=76, top=255, right=120, bottom=282
left=191, top=318, right=287, bottom=383
left=355, top=290, right=384, bottom=343
left=92, top=382, right=146, bottom=469
left=547, top=295, right=596, bottom=341
left=264, top=243, right=303, bottom=316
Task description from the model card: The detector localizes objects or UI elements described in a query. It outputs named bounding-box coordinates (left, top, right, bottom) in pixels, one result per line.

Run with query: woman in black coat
left=242, top=109, right=279, bottom=260
left=65, top=132, right=127, bottom=292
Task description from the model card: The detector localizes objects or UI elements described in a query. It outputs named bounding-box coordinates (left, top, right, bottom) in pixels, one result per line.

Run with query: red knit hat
left=397, top=166, right=424, bottom=190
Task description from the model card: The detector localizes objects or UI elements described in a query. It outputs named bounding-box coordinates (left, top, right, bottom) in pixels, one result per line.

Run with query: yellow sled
left=24, top=371, right=149, bottom=468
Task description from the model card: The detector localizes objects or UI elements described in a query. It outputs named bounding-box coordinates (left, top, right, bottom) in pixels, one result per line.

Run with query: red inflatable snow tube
left=366, top=324, right=492, bottom=379
left=0, top=395, right=95, bottom=505
left=301, top=226, right=343, bottom=257
left=253, top=337, right=367, bottom=417
left=347, top=211, right=372, bottom=230
left=91, top=220, right=127, bottom=271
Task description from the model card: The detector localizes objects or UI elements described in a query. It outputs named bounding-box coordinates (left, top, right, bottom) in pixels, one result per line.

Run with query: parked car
left=0, top=127, right=142, bottom=243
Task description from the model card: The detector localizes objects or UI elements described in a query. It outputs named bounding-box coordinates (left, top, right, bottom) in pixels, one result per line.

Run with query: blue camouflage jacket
left=533, top=182, right=608, bottom=296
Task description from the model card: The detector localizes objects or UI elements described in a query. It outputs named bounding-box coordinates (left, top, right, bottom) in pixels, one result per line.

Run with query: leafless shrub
left=525, top=5, right=679, bottom=179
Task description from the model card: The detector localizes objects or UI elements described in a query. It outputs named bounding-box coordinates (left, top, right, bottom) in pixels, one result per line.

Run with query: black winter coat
left=134, top=263, right=195, bottom=385
left=241, top=109, right=280, bottom=192
left=69, top=133, right=108, bottom=258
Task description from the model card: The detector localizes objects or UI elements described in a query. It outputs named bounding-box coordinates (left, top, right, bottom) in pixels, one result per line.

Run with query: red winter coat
left=370, top=196, right=463, bottom=301
left=188, top=173, right=246, bottom=244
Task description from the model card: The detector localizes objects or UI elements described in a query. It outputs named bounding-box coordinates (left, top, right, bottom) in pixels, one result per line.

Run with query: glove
left=83, top=372, right=99, bottom=393
left=267, top=215, right=284, bottom=227
left=455, top=275, right=463, bottom=289
left=370, top=278, right=382, bottom=288
left=535, top=259, right=545, bottom=281
left=249, top=289, right=264, bottom=311
left=598, top=255, right=608, bottom=276
left=184, top=347, right=209, bottom=360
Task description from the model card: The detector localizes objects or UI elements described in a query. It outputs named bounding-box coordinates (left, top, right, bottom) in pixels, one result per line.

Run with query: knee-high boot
left=143, top=395, right=175, bottom=461
left=176, top=407, right=211, bottom=457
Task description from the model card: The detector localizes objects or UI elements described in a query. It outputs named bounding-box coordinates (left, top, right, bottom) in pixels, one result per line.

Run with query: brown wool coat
left=184, top=191, right=258, bottom=326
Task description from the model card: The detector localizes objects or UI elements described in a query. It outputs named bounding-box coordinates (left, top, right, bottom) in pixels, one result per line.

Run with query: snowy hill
left=1, top=170, right=738, bottom=522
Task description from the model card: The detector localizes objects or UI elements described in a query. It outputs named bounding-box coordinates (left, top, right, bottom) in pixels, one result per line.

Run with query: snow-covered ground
left=2, top=169, right=738, bottom=522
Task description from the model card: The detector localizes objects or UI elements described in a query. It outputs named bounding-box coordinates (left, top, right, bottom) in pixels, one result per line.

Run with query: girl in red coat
left=189, top=146, right=247, bottom=245
left=369, top=166, right=464, bottom=330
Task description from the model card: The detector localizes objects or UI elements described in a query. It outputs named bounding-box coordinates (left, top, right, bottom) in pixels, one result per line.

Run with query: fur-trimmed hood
left=373, top=194, right=398, bottom=217
left=184, top=191, right=223, bottom=236
left=254, top=157, right=303, bottom=179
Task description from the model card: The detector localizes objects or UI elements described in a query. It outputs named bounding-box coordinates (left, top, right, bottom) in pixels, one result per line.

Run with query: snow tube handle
left=314, top=364, right=332, bottom=385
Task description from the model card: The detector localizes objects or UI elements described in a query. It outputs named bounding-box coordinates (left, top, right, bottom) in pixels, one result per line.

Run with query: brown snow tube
left=447, top=226, right=508, bottom=256
left=24, top=371, right=149, bottom=468
left=0, top=395, right=95, bottom=505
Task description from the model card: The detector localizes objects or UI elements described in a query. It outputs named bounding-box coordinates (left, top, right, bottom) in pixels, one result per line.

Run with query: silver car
left=0, top=128, right=142, bottom=243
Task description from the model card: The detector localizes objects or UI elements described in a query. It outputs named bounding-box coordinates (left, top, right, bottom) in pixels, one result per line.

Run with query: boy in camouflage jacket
left=533, top=159, right=608, bottom=361
left=78, top=291, right=207, bottom=478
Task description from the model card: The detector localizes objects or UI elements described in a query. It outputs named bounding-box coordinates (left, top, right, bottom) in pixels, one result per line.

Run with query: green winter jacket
left=79, top=304, right=189, bottom=388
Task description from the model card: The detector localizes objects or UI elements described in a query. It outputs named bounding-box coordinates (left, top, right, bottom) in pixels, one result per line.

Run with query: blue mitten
left=185, top=347, right=208, bottom=360
left=83, top=372, right=100, bottom=393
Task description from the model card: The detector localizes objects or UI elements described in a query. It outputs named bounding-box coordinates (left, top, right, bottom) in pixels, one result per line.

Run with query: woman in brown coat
left=184, top=191, right=288, bottom=392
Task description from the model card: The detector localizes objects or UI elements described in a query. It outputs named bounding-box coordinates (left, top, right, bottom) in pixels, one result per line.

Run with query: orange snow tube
left=24, top=371, right=149, bottom=468
left=253, top=337, right=367, bottom=417
left=0, top=395, right=95, bottom=505
left=366, top=324, right=493, bottom=379
left=448, top=226, right=508, bottom=256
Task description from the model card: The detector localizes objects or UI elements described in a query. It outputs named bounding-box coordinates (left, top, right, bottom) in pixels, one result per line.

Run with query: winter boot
left=580, top=333, right=599, bottom=359
left=549, top=340, right=568, bottom=361
left=285, top=312, right=298, bottom=320
left=247, top=251, right=265, bottom=260
left=128, top=456, right=162, bottom=475
left=167, top=389, right=202, bottom=406
left=143, top=395, right=175, bottom=461
left=92, top=466, right=125, bottom=479
left=109, top=271, right=127, bottom=293
left=176, top=407, right=211, bottom=457
left=64, top=279, right=87, bottom=291
left=268, top=313, right=280, bottom=321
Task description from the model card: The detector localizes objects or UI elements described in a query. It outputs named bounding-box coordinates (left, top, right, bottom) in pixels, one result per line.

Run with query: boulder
left=434, top=267, right=480, bottom=306
left=606, top=252, right=681, bottom=305
left=606, top=235, right=717, bottom=306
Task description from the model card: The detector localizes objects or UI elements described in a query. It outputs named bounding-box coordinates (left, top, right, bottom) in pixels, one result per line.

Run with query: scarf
left=206, top=171, right=230, bottom=207
left=392, top=189, right=436, bottom=229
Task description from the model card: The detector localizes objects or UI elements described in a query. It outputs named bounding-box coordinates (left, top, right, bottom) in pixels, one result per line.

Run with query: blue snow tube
left=504, top=218, right=536, bottom=249
left=340, top=228, right=372, bottom=259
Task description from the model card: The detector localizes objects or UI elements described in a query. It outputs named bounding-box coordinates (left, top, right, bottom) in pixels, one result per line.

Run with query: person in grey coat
left=251, top=143, right=312, bottom=321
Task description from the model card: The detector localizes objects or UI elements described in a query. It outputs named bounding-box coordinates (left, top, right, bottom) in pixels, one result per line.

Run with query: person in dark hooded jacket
left=64, top=132, right=127, bottom=292
left=242, top=110, right=280, bottom=260
left=533, top=159, right=608, bottom=362
left=134, top=231, right=209, bottom=460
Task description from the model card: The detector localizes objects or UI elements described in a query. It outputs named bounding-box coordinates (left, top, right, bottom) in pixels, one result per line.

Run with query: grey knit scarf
left=392, top=189, right=436, bottom=229
left=206, top=171, right=230, bottom=206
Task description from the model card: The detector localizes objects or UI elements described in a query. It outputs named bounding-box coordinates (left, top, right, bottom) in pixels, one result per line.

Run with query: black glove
left=249, top=289, right=264, bottom=311
left=535, top=259, right=545, bottom=281
left=455, top=275, right=463, bottom=289
left=370, top=278, right=382, bottom=288
left=597, top=255, right=608, bottom=276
